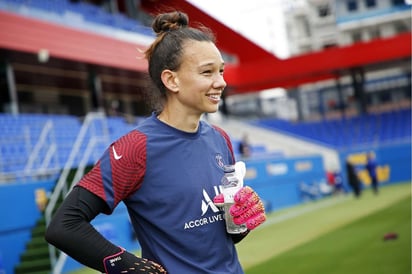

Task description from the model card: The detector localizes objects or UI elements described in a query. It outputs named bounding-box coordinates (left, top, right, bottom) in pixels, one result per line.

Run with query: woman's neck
left=157, top=109, right=200, bottom=132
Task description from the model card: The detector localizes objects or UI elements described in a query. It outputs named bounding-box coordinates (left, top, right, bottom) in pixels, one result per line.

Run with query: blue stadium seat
left=0, top=0, right=153, bottom=37
left=252, top=108, right=411, bottom=149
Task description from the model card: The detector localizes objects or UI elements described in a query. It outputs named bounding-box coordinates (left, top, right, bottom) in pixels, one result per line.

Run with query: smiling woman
left=157, top=39, right=226, bottom=129
left=143, top=13, right=226, bottom=131
left=45, top=10, right=266, bottom=274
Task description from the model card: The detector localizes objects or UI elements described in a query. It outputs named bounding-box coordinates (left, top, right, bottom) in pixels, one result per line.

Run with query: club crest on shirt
left=215, top=153, right=225, bottom=169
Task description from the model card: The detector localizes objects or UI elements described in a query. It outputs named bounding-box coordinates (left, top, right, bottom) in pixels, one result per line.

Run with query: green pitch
left=239, top=182, right=411, bottom=274
left=69, top=183, right=411, bottom=274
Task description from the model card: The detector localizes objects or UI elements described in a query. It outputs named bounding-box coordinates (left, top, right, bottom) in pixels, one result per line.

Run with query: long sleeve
left=45, top=186, right=121, bottom=273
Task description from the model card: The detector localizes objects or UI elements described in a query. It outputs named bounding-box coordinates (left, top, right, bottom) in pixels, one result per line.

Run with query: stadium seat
left=0, top=113, right=147, bottom=180
left=252, top=108, right=411, bottom=149
left=0, top=0, right=153, bottom=37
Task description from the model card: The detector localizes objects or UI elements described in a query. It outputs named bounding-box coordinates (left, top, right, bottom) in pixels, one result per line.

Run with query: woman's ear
left=161, top=70, right=179, bottom=93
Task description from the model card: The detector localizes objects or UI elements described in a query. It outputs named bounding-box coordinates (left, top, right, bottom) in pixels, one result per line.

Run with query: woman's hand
left=213, top=186, right=266, bottom=230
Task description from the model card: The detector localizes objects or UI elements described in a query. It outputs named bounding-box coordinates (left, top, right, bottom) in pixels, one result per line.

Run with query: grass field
left=245, top=191, right=410, bottom=273
left=69, top=182, right=411, bottom=274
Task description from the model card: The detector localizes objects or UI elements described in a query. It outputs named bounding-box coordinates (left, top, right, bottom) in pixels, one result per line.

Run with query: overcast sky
left=188, top=0, right=292, bottom=58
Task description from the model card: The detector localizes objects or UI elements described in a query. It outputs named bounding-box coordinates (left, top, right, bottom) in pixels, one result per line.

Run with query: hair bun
left=152, top=11, right=189, bottom=34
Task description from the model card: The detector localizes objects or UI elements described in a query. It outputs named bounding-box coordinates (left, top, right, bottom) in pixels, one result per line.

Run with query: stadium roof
left=0, top=0, right=410, bottom=95
left=0, top=11, right=148, bottom=72
left=141, top=0, right=411, bottom=93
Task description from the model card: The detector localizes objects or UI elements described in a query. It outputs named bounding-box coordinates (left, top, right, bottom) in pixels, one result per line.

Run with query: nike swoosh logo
left=112, top=146, right=122, bottom=160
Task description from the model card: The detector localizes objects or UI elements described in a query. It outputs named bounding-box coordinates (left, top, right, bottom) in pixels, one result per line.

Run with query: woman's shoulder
left=201, top=119, right=228, bottom=136
left=209, top=123, right=231, bottom=142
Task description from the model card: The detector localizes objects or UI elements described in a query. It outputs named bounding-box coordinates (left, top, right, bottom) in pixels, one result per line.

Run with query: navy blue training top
left=78, top=113, right=244, bottom=274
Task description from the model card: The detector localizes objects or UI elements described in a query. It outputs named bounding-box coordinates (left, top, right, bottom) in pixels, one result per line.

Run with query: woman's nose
left=214, top=74, right=226, bottom=90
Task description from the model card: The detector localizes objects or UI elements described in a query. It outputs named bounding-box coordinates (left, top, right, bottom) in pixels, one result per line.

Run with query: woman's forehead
left=181, top=40, right=224, bottom=66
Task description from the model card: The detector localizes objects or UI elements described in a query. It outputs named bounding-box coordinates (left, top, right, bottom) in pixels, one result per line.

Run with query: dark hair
left=144, top=11, right=215, bottom=110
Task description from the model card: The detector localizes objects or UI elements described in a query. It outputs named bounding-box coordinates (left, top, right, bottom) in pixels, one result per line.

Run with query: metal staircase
left=13, top=112, right=111, bottom=274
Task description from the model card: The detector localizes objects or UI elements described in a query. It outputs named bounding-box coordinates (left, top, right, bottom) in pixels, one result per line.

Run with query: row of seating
left=0, top=114, right=138, bottom=179
left=0, top=0, right=154, bottom=36
left=0, top=113, right=269, bottom=180
left=253, top=108, right=411, bottom=149
left=3, top=108, right=408, bottom=179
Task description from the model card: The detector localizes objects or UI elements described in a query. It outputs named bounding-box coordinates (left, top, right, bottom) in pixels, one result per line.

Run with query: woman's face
left=172, top=40, right=226, bottom=115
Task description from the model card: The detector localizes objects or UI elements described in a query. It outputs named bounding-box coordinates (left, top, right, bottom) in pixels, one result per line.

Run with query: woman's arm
left=45, top=186, right=120, bottom=272
left=45, top=186, right=166, bottom=273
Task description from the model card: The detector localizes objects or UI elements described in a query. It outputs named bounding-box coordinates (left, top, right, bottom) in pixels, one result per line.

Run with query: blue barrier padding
left=339, top=142, right=411, bottom=191
left=243, top=155, right=326, bottom=211
left=0, top=180, right=55, bottom=274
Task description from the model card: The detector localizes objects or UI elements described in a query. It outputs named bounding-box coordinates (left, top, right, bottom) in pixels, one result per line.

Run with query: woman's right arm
left=45, top=186, right=121, bottom=272
left=45, top=186, right=167, bottom=273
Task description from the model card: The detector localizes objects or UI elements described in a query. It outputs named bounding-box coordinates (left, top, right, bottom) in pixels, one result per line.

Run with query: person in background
left=238, top=133, right=251, bottom=159
left=45, top=11, right=266, bottom=274
left=346, top=160, right=362, bottom=198
left=333, top=170, right=344, bottom=195
left=326, top=170, right=344, bottom=195
left=326, top=170, right=335, bottom=187
left=366, top=152, right=378, bottom=194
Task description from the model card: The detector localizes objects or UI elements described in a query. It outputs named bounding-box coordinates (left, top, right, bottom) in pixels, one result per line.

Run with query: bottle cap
left=223, top=165, right=235, bottom=173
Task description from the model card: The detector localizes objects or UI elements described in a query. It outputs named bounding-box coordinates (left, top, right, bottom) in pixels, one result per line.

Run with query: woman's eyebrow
left=199, top=61, right=225, bottom=68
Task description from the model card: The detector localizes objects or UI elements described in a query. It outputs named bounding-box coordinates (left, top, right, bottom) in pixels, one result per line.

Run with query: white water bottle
left=221, top=162, right=247, bottom=234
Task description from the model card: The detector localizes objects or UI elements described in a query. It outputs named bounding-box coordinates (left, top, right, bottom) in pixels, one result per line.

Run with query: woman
left=45, top=11, right=266, bottom=274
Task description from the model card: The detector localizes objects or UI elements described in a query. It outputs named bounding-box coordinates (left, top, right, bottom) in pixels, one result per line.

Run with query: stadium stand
left=0, top=112, right=269, bottom=182
left=0, top=113, right=141, bottom=182
left=0, top=0, right=154, bottom=37
left=252, top=108, right=411, bottom=149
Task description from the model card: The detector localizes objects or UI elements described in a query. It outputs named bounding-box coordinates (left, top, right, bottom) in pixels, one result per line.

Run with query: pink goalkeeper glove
left=214, top=186, right=266, bottom=230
